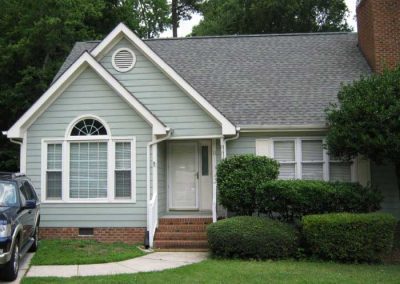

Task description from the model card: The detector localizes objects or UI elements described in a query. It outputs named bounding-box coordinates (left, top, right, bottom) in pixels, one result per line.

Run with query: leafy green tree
left=171, top=0, right=202, bottom=37
left=192, top=0, right=351, bottom=36
left=0, top=0, right=169, bottom=171
left=325, top=67, right=400, bottom=196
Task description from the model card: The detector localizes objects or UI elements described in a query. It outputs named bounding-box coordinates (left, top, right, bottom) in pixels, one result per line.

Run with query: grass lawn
left=30, top=239, right=145, bottom=265
left=23, top=259, right=400, bottom=284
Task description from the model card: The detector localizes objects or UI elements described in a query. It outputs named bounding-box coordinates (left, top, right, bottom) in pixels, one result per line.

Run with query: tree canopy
left=325, top=67, right=400, bottom=193
left=171, top=0, right=202, bottom=37
left=192, top=0, right=351, bottom=36
left=0, top=0, right=170, bottom=171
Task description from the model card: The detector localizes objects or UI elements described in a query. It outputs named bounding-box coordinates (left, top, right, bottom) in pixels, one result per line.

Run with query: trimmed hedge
left=257, top=180, right=382, bottom=221
left=217, top=155, right=279, bottom=215
left=302, top=213, right=397, bottom=262
left=207, top=216, right=298, bottom=259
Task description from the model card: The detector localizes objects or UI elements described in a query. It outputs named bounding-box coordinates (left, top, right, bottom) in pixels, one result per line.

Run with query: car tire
left=29, top=225, right=39, bottom=252
left=0, top=243, right=19, bottom=282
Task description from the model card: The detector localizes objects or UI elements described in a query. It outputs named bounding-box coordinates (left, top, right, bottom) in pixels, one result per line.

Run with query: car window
left=21, top=181, right=36, bottom=201
left=24, top=181, right=38, bottom=201
left=0, top=181, right=18, bottom=207
left=19, top=183, right=29, bottom=205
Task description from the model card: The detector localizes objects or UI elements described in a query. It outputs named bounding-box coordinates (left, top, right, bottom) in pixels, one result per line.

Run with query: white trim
left=65, top=115, right=112, bottom=139
left=91, top=23, right=236, bottom=135
left=169, top=135, right=223, bottom=140
left=41, top=134, right=137, bottom=204
left=256, top=136, right=356, bottom=182
left=211, top=139, right=217, bottom=222
left=7, top=52, right=166, bottom=138
left=111, top=47, right=136, bottom=72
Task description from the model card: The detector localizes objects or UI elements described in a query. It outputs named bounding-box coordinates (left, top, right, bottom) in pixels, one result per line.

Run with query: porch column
left=212, top=139, right=217, bottom=222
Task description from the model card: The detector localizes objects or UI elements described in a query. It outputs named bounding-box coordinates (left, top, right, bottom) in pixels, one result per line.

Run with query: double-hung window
left=257, top=138, right=353, bottom=182
left=115, top=141, right=132, bottom=199
left=46, top=144, right=62, bottom=199
left=301, top=140, right=324, bottom=180
left=273, top=140, right=296, bottom=179
left=42, top=116, right=136, bottom=203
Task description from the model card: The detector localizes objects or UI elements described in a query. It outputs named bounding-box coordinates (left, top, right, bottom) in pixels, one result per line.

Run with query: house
left=3, top=0, right=399, bottom=248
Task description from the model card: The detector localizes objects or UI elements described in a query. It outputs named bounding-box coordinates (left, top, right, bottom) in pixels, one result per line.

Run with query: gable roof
left=54, top=31, right=371, bottom=130
left=7, top=52, right=167, bottom=138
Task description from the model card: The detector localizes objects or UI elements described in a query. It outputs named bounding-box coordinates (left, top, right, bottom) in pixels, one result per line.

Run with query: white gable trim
left=7, top=52, right=167, bottom=138
left=91, top=23, right=237, bottom=135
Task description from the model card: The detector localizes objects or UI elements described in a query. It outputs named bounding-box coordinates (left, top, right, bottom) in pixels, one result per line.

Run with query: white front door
left=168, top=142, right=198, bottom=210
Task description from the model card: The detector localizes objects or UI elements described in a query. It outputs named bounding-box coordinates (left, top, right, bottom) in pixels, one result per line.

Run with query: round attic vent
left=112, top=48, right=136, bottom=72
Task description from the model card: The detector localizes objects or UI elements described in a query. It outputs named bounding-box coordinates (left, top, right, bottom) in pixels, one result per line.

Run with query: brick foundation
left=39, top=227, right=146, bottom=244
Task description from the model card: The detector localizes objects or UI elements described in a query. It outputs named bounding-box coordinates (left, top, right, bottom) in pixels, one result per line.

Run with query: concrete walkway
left=26, top=252, right=208, bottom=278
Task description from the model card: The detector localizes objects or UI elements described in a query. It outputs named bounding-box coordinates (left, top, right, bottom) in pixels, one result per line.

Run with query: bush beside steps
left=302, top=212, right=397, bottom=263
left=207, top=216, right=298, bottom=259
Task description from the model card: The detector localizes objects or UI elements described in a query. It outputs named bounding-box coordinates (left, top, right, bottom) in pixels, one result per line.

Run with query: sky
left=160, top=0, right=358, bottom=38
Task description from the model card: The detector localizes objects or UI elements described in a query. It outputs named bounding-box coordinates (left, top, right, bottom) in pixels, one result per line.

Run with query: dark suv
left=0, top=172, right=40, bottom=281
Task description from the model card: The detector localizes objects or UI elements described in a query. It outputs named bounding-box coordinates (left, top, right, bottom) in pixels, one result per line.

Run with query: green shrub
left=207, top=216, right=298, bottom=259
left=302, top=213, right=397, bottom=262
left=217, top=155, right=279, bottom=215
left=257, top=180, right=382, bottom=221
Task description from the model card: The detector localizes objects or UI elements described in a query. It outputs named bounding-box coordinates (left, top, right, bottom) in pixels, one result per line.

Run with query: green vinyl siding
left=26, top=67, right=152, bottom=227
left=99, top=38, right=221, bottom=137
left=371, top=162, right=400, bottom=219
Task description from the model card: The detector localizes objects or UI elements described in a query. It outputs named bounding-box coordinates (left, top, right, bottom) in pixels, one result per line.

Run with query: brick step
left=155, top=232, right=207, bottom=241
left=159, top=217, right=213, bottom=225
left=157, top=224, right=209, bottom=232
left=154, top=240, right=208, bottom=249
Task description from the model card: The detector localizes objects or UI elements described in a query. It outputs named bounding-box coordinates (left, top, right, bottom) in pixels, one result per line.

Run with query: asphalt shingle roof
left=54, top=33, right=371, bottom=127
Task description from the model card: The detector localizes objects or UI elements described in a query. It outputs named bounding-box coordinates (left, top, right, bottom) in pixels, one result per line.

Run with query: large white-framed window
left=41, top=115, right=136, bottom=203
left=256, top=137, right=354, bottom=182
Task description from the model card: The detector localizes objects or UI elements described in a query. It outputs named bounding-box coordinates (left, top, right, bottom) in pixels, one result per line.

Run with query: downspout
left=216, top=127, right=240, bottom=220
left=221, top=127, right=241, bottom=159
left=145, top=128, right=172, bottom=247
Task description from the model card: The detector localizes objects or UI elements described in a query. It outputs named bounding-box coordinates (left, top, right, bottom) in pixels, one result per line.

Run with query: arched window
left=70, top=119, right=107, bottom=136
left=42, top=115, right=135, bottom=203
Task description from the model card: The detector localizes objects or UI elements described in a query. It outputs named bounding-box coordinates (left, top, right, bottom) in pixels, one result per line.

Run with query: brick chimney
left=356, top=0, right=400, bottom=73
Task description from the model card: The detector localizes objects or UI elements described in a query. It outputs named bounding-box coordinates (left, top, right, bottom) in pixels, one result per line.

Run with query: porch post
left=212, top=139, right=217, bottom=222
left=152, top=143, right=158, bottom=226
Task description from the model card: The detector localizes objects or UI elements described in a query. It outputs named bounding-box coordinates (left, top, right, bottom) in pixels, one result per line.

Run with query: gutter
left=239, top=124, right=328, bottom=133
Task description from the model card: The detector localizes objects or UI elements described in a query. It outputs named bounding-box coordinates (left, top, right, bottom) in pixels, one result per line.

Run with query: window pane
left=201, top=146, right=209, bottom=176
left=302, top=163, right=323, bottom=180
left=70, top=142, right=108, bottom=199
left=274, top=141, right=295, bottom=161
left=47, top=144, right=62, bottom=170
left=116, top=142, right=131, bottom=169
left=330, top=162, right=351, bottom=182
left=278, top=164, right=296, bottom=179
left=71, top=119, right=107, bottom=136
left=47, top=172, right=62, bottom=199
left=302, top=140, right=323, bottom=161
left=115, top=171, right=131, bottom=198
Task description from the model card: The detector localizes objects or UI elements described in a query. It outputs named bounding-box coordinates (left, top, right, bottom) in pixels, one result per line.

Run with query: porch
left=147, top=138, right=225, bottom=248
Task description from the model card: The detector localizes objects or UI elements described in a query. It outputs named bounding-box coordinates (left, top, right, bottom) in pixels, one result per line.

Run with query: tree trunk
left=395, top=162, right=400, bottom=200
left=172, top=0, right=178, bottom=37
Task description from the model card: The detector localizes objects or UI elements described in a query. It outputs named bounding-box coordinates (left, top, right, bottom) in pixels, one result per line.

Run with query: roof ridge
left=76, top=31, right=356, bottom=45
left=145, top=32, right=356, bottom=41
